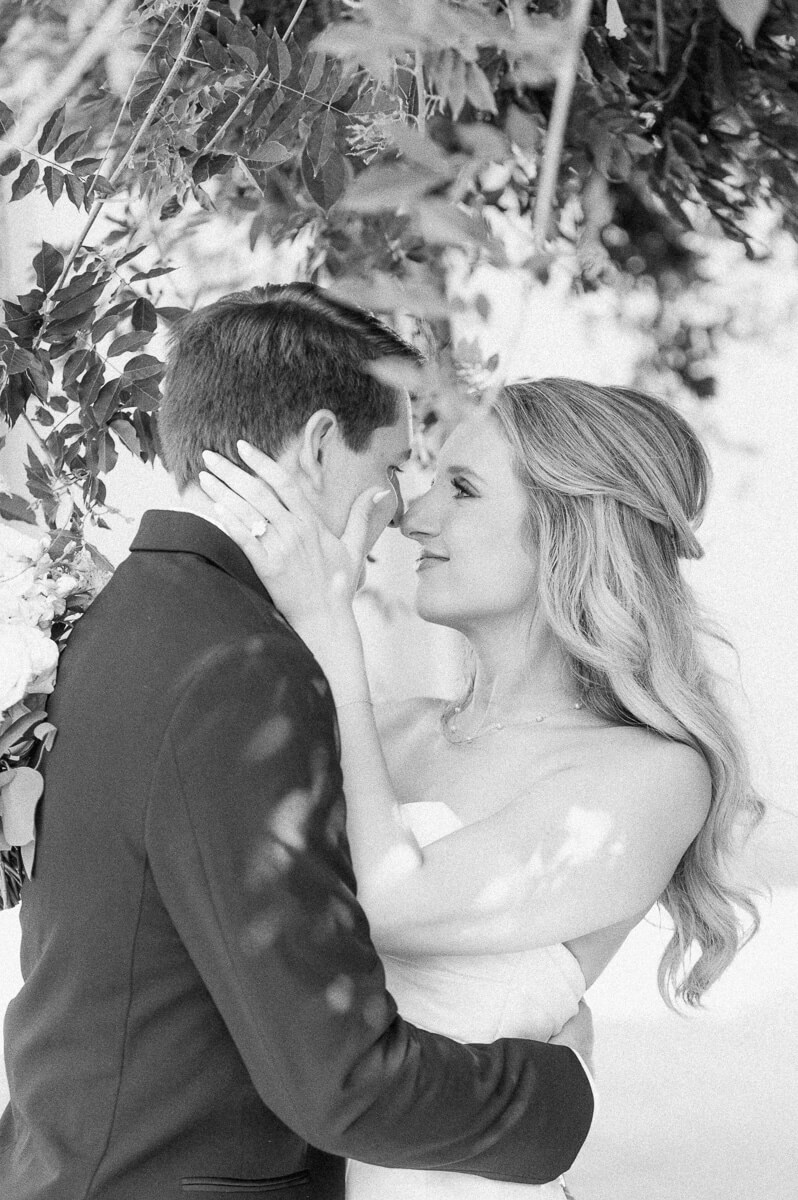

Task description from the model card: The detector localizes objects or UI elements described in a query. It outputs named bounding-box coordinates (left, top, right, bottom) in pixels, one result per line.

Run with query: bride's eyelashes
left=451, top=475, right=477, bottom=499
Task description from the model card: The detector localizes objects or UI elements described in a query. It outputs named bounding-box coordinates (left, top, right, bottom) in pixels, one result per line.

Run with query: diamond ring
left=250, top=518, right=269, bottom=539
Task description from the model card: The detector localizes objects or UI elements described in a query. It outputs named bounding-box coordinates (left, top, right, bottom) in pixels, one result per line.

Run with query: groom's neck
left=173, top=483, right=229, bottom=535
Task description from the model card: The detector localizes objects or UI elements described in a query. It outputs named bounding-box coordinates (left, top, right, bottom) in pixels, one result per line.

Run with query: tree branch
left=414, top=50, right=426, bottom=134
left=655, top=0, right=668, bottom=73
left=531, top=0, right=592, bottom=249
left=0, top=0, right=134, bottom=165
left=200, top=0, right=311, bottom=158
left=34, top=0, right=212, bottom=338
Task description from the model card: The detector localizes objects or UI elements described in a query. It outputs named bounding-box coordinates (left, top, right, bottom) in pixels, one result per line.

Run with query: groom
left=0, top=284, right=594, bottom=1199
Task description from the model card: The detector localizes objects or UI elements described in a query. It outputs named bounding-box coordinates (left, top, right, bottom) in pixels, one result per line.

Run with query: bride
left=200, top=376, right=763, bottom=1198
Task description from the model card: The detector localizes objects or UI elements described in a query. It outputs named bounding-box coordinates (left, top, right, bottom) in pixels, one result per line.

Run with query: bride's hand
left=198, top=441, right=390, bottom=630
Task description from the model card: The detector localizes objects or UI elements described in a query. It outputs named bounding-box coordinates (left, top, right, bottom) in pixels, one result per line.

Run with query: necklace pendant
left=535, top=714, right=545, bottom=723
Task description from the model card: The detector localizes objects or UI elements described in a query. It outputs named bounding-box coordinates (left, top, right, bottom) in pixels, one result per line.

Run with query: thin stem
left=35, top=0, right=211, bottom=337
left=655, top=0, right=667, bottom=73
left=0, top=0, right=133, bottom=164
left=283, top=0, right=311, bottom=40
left=93, top=8, right=180, bottom=183
left=201, top=0, right=312, bottom=158
left=414, top=49, right=426, bottom=134
left=531, top=0, right=592, bottom=250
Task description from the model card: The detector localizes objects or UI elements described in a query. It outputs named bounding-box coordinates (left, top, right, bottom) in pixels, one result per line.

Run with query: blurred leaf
left=717, top=0, right=770, bottom=46
left=0, top=493, right=37, bottom=524
left=464, top=63, right=498, bottom=115
left=0, top=150, right=21, bottom=176
left=340, top=164, right=433, bottom=212
left=0, top=98, right=15, bottom=134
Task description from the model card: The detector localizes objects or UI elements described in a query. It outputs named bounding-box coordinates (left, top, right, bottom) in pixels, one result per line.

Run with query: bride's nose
left=399, top=488, right=436, bottom=540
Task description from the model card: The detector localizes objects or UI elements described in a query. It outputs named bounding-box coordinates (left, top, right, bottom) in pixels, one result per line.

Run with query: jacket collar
left=130, top=509, right=271, bottom=602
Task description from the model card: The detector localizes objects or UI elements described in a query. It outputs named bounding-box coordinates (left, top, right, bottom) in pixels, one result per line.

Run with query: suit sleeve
left=144, top=632, right=594, bottom=1184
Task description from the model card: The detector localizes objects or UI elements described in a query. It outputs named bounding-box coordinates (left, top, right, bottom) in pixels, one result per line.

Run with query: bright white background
left=1, top=195, right=797, bottom=1198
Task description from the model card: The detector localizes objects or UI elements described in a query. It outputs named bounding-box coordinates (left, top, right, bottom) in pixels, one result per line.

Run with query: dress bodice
left=346, top=802, right=586, bottom=1199
left=378, top=802, right=585, bottom=1045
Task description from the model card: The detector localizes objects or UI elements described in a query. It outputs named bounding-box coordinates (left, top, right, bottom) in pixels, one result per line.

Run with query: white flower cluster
left=0, top=525, right=89, bottom=717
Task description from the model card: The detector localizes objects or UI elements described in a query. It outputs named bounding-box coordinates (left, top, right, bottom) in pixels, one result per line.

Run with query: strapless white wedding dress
left=346, top=801, right=586, bottom=1200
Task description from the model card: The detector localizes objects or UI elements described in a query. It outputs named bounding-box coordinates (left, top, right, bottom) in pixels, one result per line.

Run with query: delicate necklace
left=441, top=698, right=585, bottom=745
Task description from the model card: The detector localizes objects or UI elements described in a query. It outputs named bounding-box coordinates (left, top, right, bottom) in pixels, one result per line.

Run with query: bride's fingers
left=198, top=470, right=287, bottom=547
left=209, top=496, right=275, bottom=573
left=200, top=451, right=292, bottom=536
left=236, top=441, right=318, bottom=524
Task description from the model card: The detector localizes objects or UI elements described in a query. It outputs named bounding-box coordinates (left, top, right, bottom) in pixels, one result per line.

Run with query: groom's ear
left=296, top=409, right=338, bottom=493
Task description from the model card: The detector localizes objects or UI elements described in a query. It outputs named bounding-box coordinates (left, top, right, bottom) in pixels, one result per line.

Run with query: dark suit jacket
left=0, top=511, right=593, bottom=1200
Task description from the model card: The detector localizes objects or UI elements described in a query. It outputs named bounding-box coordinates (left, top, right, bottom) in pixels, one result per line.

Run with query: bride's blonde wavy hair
left=490, top=377, right=764, bottom=1008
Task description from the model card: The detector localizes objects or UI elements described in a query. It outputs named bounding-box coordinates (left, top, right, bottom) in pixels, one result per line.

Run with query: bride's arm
left=199, top=447, right=711, bottom=959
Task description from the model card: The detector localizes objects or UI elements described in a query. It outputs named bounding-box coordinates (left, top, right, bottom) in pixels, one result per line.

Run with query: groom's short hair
left=159, top=283, right=421, bottom=490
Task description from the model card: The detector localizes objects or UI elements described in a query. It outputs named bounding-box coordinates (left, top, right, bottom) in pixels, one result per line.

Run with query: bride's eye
left=452, top=475, right=476, bottom=499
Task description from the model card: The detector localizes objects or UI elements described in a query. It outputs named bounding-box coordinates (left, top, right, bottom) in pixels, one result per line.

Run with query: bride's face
left=401, top=412, right=537, bottom=631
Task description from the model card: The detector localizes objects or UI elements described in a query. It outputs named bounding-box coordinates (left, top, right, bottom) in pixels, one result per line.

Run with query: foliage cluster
left=0, top=0, right=796, bottom=537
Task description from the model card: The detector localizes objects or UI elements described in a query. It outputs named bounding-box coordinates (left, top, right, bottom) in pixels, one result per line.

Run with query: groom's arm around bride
left=0, top=285, right=594, bottom=1200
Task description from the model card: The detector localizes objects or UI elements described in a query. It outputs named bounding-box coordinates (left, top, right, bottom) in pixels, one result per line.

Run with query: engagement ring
left=250, top=518, right=269, bottom=539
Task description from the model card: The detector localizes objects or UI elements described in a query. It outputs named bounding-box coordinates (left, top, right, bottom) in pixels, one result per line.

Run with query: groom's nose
left=388, top=478, right=405, bottom=527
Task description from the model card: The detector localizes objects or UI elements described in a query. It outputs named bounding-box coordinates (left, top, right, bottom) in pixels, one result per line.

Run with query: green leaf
left=155, top=306, right=189, bottom=323
left=0, top=149, right=21, bottom=176
left=129, top=265, right=175, bottom=282
left=198, top=31, right=229, bottom=72
left=107, top=330, right=153, bottom=356
left=91, top=299, right=136, bottom=343
left=339, top=163, right=432, bottom=213
left=306, top=109, right=337, bottom=174
left=268, top=33, right=292, bottom=82
left=4, top=346, right=39, bottom=375
left=109, top=417, right=142, bottom=457
left=38, top=105, right=66, bottom=155
left=132, top=298, right=158, bottom=332
left=49, top=281, right=106, bottom=326
left=0, top=98, right=16, bottom=134
left=0, top=492, right=37, bottom=525
left=53, top=130, right=87, bottom=163
left=64, top=173, right=85, bottom=209
left=62, top=349, right=92, bottom=388
left=33, top=243, right=65, bottom=294
left=304, top=51, right=327, bottom=94
left=301, top=147, right=347, bottom=211
left=10, top=160, right=40, bottom=201
left=464, top=63, right=498, bottom=115
left=122, top=353, right=164, bottom=381
left=248, top=140, right=292, bottom=164
left=43, top=165, right=65, bottom=204
left=93, top=378, right=123, bottom=425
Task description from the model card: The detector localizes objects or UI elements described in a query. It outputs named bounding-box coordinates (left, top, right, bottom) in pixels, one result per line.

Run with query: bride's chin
left=413, top=593, right=459, bottom=628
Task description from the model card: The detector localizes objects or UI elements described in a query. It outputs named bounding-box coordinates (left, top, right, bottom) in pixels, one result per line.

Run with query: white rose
left=0, top=623, right=59, bottom=716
